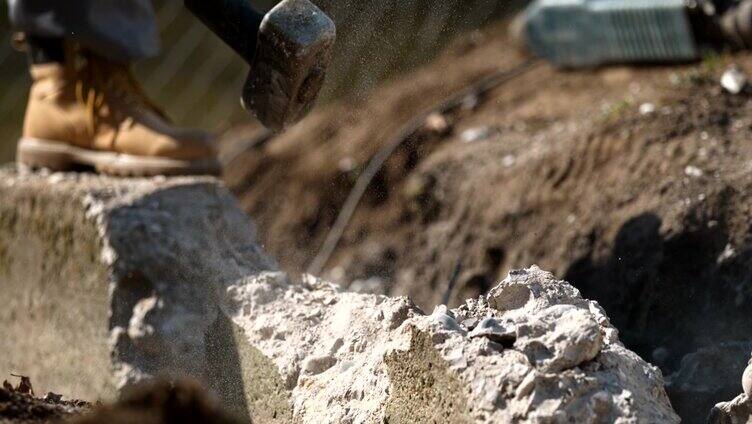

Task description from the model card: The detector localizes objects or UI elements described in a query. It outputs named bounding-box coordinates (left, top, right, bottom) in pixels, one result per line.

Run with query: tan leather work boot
left=16, top=50, right=220, bottom=176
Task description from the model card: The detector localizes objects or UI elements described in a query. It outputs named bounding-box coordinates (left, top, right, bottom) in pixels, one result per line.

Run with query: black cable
left=307, top=59, right=543, bottom=275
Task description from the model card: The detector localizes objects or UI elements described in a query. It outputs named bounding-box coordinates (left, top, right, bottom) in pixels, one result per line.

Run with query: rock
left=515, top=304, right=603, bottom=372
left=300, top=355, right=337, bottom=376
left=744, top=357, right=752, bottom=397
left=461, top=93, right=481, bottom=111
left=721, top=66, right=748, bottom=95
left=429, top=304, right=464, bottom=333
left=0, top=166, right=680, bottom=422
left=43, top=392, right=63, bottom=402
left=468, top=317, right=516, bottom=345
left=667, top=341, right=752, bottom=424
left=708, top=356, right=752, bottom=424
left=708, top=394, right=752, bottom=424
left=461, top=126, right=494, bottom=143
left=685, top=165, right=705, bottom=177
left=228, top=266, right=678, bottom=423
left=640, top=102, right=656, bottom=115
left=424, top=112, right=451, bottom=135
left=0, top=165, right=277, bottom=421
left=337, top=156, right=356, bottom=173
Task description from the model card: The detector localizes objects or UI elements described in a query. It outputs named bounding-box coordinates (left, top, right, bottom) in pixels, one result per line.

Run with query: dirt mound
left=220, top=23, right=527, bottom=273
left=222, top=23, right=752, bottom=422
left=0, top=387, right=87, bottom=423
left=71, top=379, right=239, bottom=424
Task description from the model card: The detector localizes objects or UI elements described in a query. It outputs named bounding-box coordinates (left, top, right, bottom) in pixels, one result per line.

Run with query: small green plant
left=605, top=99, right=633, bottom=120
left=700, top=51, right=723, bottom=75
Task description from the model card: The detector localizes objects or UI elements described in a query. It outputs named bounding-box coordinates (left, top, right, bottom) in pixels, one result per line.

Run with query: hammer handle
left=184, top=0, right=264, bottom=63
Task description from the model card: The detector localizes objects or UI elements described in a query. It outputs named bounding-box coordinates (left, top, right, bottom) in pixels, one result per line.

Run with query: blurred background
left=0, top=0, right=524, bottom=163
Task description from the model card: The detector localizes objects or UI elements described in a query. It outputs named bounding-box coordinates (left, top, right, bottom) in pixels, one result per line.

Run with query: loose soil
left=0, top=388, right=88, bottom=423
left=70, top=379, right=239, bottom=424
left=222, top=22, right=752, bottom=421
left=0, top=379, right=240, bottom=424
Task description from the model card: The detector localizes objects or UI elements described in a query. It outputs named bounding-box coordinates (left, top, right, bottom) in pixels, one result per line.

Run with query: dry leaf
left=10, top=374, right=33, bottom=395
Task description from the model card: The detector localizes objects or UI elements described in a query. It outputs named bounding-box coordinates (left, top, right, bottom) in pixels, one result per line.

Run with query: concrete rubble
left=746, top=359, right=752, bottom=398
left=229, top=268, right=679, bottom=423
left=667, top=342, right=752, bottom=421
left=709, top=394, right=752, bottom=424
left=0, top=165, right=275, bottom=418
left=0, top=165, right=680, bottom=422
left=709, top=357, right=752, bottom=424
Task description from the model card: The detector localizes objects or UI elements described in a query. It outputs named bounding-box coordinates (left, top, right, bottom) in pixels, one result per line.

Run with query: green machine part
left=521, top=0, right=699, bottom=67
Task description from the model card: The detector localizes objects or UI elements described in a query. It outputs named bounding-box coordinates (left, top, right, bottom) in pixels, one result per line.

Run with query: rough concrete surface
left=225, top=266, right=679, bottom=422
left=0, top=165, right=276, bottom=420
left=0, top=165, right=679, bottom=422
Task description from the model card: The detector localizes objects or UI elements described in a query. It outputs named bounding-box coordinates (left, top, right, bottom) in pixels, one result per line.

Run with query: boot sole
left=17, top=138, right=221, bottom=177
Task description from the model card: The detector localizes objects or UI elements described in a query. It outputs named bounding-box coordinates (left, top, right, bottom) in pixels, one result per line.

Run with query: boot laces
left=73, top=51, right=169, bottom=137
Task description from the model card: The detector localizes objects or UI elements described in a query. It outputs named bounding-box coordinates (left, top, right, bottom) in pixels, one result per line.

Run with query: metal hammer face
left=185, top=0, right=335, bottom=132
left=243, top=0, right=336, bottom=132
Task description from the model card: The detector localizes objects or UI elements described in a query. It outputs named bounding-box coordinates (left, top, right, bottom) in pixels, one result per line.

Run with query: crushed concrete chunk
left=229, top=266, right=678, bottom=423
left=721, top=66, right=748, bottom=94
left=514, top=304, right=603, bottom=372
left=709, top=394, right=752, bottom=424
left=710, top=356, right=752, bottom=423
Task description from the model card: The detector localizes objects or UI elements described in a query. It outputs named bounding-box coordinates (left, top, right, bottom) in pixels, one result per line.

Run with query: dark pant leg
left=7, top=0, right=160, bottom=62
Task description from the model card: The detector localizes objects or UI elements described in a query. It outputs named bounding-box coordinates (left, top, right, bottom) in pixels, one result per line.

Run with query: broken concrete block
left=0, top=165, right=679, bottom=422
left=224, top=267, right=679, bottom=422
left=0, top=165, right=278, bottom=421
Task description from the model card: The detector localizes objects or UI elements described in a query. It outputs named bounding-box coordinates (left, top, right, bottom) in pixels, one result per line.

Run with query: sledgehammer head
left=242, top=0, right=336, bottom=132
